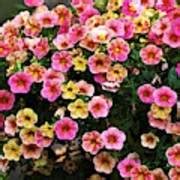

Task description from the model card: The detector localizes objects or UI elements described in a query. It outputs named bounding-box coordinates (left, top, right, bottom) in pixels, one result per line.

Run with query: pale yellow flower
left=73, top=56, right=87, bottom=72
left=3, top=139, right=21, bottom=161
left=16, top=108, right=38, bottom=128
left=68, top=99, right=88, bottom=119
left=150, top=104, right=172, bottom=119
left=61, top=81, right=79, bottom=100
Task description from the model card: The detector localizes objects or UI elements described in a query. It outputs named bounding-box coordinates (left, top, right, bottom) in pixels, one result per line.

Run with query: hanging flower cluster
left=0, top=0, right=179, bottom=179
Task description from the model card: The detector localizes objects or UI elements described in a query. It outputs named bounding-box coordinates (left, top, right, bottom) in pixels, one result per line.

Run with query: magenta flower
left=79, top=6, right=100, bottom=24
left=54, top=117, right=78, bottom=141
left=108, top=38, right=130, bottom=62
left=101, top=127, right=126, bottom=150
left=106, top=19, right=125, bottom=38
left=137, top=84, right=156, bottom=104
left=51, top=51, right=73, bottom=73
left=88, top=96, right=112, bottom=119
left=172, top=18, right=180, bottom=37
left=140, top=44, right=163, bottom=65
left=122, top=0, right=142, bottom=17
left=166, top=143, right=180, bottom=167
left=155, top=0, right=176, bottom=12
left=88, top=53, right=111, bottom=74
left=153, top=86, right=177, bottom=108
left=68, top=24, right=87, bottom=44
left=41, top=80, right=61, bottom=102
left=0, top=90, right=15, bottom=111
left=24, top=0, right=44, bottom=7
left=82, top=131, right=104, bottom=155
left=120, top=19, right=135, bottom=39
left=117, top=158, right=140, bottom=178
left=8, top=72, right=33, bottom=94
left=31, top=38, right=49, bottom=59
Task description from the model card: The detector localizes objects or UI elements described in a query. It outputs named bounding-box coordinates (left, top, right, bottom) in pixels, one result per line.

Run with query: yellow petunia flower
left=106, top=64, right=128, bottom=82
left=73, top=56, right=87, bottom=72
left=16, top=108, right=38, bottom=128
left=134, top=16, right=150, bottom=34
left=40, top=122, right=54, bottom=138
left=3, top=139, right=21, bottom=161
left=102, top=11, right=119, bottom=20
left=150, top=103, right=172, bottom=120
left=142, top=8, right=157, bottom=18
left=68, top=99, right=89, bottom=119
left=107, top=0, right=123, bottom=11
left=20, top=127, right=37, bottom=145
left=61, top=81, right=79, bottom=100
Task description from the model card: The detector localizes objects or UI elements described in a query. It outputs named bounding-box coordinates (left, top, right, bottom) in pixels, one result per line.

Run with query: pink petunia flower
left=106, top=19, right=125, bottom=38
left=120, top=18, right=135, bottom=39
left=41, top=79, right=61, bottom=102
left=24, top=0, right=44, bottom=7
left=163, top=30, right=180, bottom=48
left=35, top=11, right=58, bottom=28
left=21, top=144, right=43, bottom=159
left=137, top=84, right=156, bottom=104
left=4, top=115, right=18, bottom=136
left=130, top=165, right=154, bottom=180
left=79, top=34, right=99, bottom=52
left=148, top=112, right=170, bottom=130
left=148, top=31, right=164, bottom=46
left=79, top=6, right=100, bottom=24
left=107, top=38, right=130, bottom=62
left=166, top=122, right=180, bottom=136
left=101, top=127, right=126, bottom=150
left=53, top=34, right=74, bottom=50
left=151, top=18, right=171, bottom=36
left=0, top=41, right=10, bottom=58
left=168, top=167, right=180, bottom=180
left=122, top=0, right=142, bottom=17
left=43, top=68, right=65, bottom=83
left=0, top=90, right=15, bottom=111
left=90, top=26, right=113, bottom=44
left=71, top=0, right=93, bottom=6
left=76, top=80, right=95, bottom=97
left=140, top=44, right=163, bottom=65
left=53, top=5, right=72, bottom=26
left=30, top=38, right=49, bottom=59
left=54, top=117, right=78, bottom=141
left=51, top=51, right=73, bottom=73
left=153, top=86, right=177, bottom=108
left=8, top=72, right=33, bottom=94
left=117, top=157, right=140, bottom=178
left=88, top=53, right=111, bottom=74
left=0, top=114, right=4, bottom=130
left=88, top=96, right=112, bottom=119
left=82, top=130, right=104, bottom=155
left=166, top=143, right=180, bottom=167
left=140, top=0, right=155, bottom=7
left=155, top=0, right=176, bottom=12
left=35, top=130, right=52, bottom=148
left=68, top=24, right=87, bottom=44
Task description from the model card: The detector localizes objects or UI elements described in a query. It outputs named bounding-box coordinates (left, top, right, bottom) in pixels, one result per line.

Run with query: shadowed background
left=0, top=0, right=70, bottom=24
